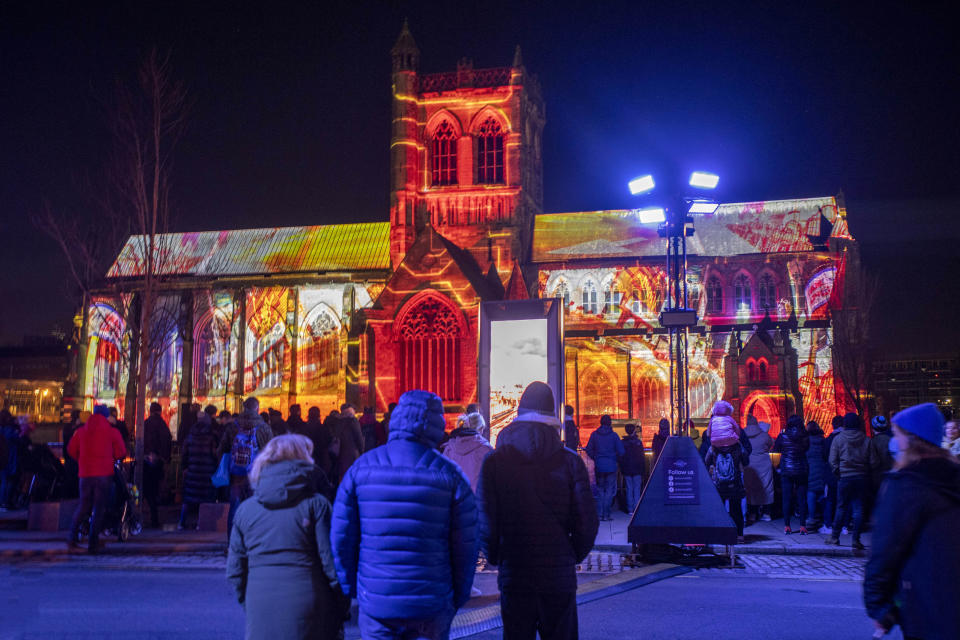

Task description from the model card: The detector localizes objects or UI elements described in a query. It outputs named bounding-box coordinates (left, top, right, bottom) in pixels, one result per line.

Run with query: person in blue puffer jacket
left=586, top=415, right=625, bottom=521
left=330, top=390, right=478, bottom=640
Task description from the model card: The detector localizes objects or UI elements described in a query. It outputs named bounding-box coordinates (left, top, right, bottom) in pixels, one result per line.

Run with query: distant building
left=0, top=344, right=68, bottom=422
left=873, top=357, right=960, bottom=415
left=71, top=24, right=858, bottom=441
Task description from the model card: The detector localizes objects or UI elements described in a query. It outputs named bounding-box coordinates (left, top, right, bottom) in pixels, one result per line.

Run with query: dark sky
left=1, top=1, right=958, bottom=354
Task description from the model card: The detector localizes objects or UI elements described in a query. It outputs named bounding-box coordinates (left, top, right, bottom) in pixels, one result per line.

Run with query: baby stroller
left=77, top=460, right=142, bottom=543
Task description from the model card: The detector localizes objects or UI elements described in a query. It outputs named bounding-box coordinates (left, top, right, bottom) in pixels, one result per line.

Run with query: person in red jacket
left=67, top=405, right=127, bottom=552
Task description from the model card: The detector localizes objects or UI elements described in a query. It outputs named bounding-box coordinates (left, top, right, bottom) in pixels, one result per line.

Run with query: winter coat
left=286, top=415, right=307, bottom=435
left=586, top=424, right=625, bottom=474
left=227, top=459, right=342, bottom=640
left=330, top=390, right=478, bottom=621
left=773, top=422, right=810, bottom=478
left=563, top=417, right=580, bottom=450
left=144, top=413, right=172, bottom=463
left=181, top=417, right=218, bottom=504
left=301, top=418, right=333, bottom=478
left=805, top=430, right=829, bottom=492
left=705, top=431, right=752, bottom=500
left=652, top=432, right=668, bottom=463
left=333, top=415, right=364, bottom=480
left=478, top=416, right=599, bottom=593
left=743, top=422, right=774, bottom=505
left=67, top=414, right=127, bottom=478
left=864, top=457, right=960, bottom=640
left=359, top=414, right=379, bottom=452
left=869, top=430, right=894, bottom=486
left=217, top=413, right=274, bottom=460
left=618, top=434, right=646, bottom=477
left=829, top=429, right=878, bottom=478
left=441, top=428, right=493, bottom=491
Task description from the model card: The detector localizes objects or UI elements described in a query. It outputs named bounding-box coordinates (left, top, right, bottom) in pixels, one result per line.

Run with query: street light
left=628, top=170, right=720, bottom=435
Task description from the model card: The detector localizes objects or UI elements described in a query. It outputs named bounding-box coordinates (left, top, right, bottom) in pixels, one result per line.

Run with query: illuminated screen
left=488, top=318, right=549, bottom=443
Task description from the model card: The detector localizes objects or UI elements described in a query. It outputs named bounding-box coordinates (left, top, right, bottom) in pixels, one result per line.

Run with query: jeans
left=832, top=475, right=868, bottom=540
left=143, top=459, right=164, bottom=527
left=70, top=475, right=112, bottom=550
left=595, top=472, right=616, bottom=519
left=227, top=475, right=252, bottom=541
left=501, top=590, right=578, bottom=640
left=178, top=502, right=200, bottom=529
left=807, top=487, right=825, bottom=525
left=623, top=474, right=643, bottom=513
left=358, top=602, right=456, bottom=640
left=781, top=474, right=808, bottom=529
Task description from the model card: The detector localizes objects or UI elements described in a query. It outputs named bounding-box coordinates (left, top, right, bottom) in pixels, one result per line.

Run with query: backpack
left=229, top=427, right=259, bottom=476
left=713, top=450, right=737, bottom=485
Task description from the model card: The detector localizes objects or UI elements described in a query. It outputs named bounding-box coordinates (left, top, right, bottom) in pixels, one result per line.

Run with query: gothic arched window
left=603, top=283, right=623, bottom=315
left=552, top=281, right=571, bottom=308
left=758, top=359, right=768, bottom=381
left=706, top=277, right=723, bottom=314
left=194, top=309, right=234, bottom=395
left=581, top=281, right=599, bottom=315
left=397, top=296, right=463, bottom=400
left=583, top=367, right=617, bottom=417
left=758, top=274, right=776, bottom=311
left=733, top=274, right=752, bottom=311
left=299, top=305, right=341, bottom=396
left=430, top=120, right=458, bottom=186
left=476, top=118, right=504, bottom=184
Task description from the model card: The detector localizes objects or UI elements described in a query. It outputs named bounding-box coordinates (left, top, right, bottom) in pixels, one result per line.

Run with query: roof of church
left=531, top=196, right=853, bottom=263
left=107, top=222, right=391, bottom=279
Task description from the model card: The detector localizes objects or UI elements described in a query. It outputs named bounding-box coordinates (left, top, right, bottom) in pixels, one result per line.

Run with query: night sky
left=2, top=1, right=958, bottom=355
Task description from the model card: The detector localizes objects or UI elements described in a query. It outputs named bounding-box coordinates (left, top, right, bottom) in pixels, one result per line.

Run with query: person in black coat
left=562, top=405, right=579, bottom=451
left=805, top=421, right=829, bottom=528
left=773, top=415, right=811, bottom=534
left=178, top=410, right=218, bottom=530
left=864, top=403, right=960, bottom=640
left=143, top=402, right=173, bottom=528
left=652, top=418, right=670, bottom=465
left=286, top=404, right=307, bottom=435
left=479, top=382, right=598, bottom=640
left=619, top=423, right=646, bottom=513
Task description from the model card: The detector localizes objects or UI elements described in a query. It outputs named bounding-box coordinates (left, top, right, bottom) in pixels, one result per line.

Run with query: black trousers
left=70, top=475, right=111, bottom=550
left=501, top=589, right=578, bottom=640
left=143, top=460, right=164, bottom=527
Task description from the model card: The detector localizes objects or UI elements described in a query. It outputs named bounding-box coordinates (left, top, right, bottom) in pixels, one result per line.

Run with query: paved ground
left=0, top=553, right=893, bottom=640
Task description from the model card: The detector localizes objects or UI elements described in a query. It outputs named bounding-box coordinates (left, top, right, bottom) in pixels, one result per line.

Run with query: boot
left=824, top=535, right=840, bottom=545
left=851, top=539, right=866, bottom=551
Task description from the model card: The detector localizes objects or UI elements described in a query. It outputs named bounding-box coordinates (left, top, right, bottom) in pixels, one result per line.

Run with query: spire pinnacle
left=391, top=19, right=420, bottom=72
left=512, top=44, right=523, bottom=68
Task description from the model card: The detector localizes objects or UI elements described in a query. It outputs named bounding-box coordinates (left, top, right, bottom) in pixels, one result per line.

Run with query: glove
left=332, top=585, right=352, bottom=622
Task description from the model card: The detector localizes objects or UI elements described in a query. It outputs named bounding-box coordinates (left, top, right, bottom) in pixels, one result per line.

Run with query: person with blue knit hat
left=864, top=403, right=960, bottom=639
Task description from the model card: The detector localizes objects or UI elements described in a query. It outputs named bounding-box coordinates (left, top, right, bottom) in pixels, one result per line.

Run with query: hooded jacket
left=864, top=457, right=960, bottom=639
left=805, top=426, right=829, bottom=492
left=869, top=426, right=894, bottom=483
left=585, top=423, right=625, bottom=474
left=181, top=414, right=218, bottom=504
left=829, top=428, right=878, bottom=478
left=743, top=421, right=774, bottom=505
left=226, top=459, right=341, bottom=639
left=618, top=433, right=646, bottom=477
left=773, top=418, right=810, bottom=477
left=478, top=416, right=599, bottom=592
left=441, top=427, right=493, bottom=491
left=67, top=414, right=126, bottom=478
left=330, top=390, right=478, bottom=621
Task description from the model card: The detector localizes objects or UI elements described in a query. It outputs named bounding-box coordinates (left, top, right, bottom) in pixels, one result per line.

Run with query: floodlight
left=628, top=175, right=655, bottom=195
left=688, top=200, right=719, bottom=214
left=637, top=207, right=666, bottom=224
left=689, top=172, right=719, bottom=189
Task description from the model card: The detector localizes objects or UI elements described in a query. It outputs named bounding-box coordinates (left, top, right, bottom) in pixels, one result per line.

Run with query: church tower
left=388, top=23, right=545, bottom=276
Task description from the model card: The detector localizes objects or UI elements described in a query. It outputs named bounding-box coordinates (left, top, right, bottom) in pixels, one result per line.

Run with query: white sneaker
left=760, top=514, right=772, bottom=522
left=817, top=525, right=831, bottom=535
left=470, top=586, right=482, bottom=597
left=842, top=527, right=849, bottom=535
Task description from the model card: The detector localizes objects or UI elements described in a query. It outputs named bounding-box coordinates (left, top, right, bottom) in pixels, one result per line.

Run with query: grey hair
left=249, top=433, right=314, bottom=486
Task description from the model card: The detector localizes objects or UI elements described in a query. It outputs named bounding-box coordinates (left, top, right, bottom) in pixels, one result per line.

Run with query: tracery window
left=552, top=281, right=571, bottom=307
left=603, top=288, right=623, bottom=315
left=476, top=118, right=504, bottom=184
left=299, top=306, right=340, bottom=395
left=759, top=359, right=768, bottom=381
left=582, top=367, right=617, bottom=416
left=733, top=274, right=752, bottom=311
left=397, top=296, right=463, bottom=400
left=430, top=120, right=458, bottom=186
left=706, top=277, right=723, bottom=314
left=758, top=274, right=776, bottom=311
left=581, top=281, right=599, bottom=314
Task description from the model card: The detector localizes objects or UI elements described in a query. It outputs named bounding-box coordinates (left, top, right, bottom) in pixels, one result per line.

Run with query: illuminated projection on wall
left=479, top=299, right=564, bottom=445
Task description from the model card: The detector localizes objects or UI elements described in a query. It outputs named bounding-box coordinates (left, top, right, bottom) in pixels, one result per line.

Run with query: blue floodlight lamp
left=689, top=172, right=719, bottom=189
left=636, top=207, right=666, bottom=224
left=628, top=174, right=656, bottom=195
left=688, top=200, right=719, bottom=214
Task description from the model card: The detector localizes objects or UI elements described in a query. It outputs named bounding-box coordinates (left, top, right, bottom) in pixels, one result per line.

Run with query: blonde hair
left=249, top=433, right=314, bottom=486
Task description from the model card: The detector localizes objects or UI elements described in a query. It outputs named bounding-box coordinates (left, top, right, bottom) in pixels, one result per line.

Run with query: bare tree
left=831, top=260, right=879, bottom=419
left=35, top=49, right=188, bottom=490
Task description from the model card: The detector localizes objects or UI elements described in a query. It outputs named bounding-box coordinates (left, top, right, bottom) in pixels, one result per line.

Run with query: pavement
left=0, top=503, right=871, bottom=558
left=595, top=508, right=872, bottom=557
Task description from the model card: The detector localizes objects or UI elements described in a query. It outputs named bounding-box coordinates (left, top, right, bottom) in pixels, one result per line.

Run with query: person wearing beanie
left=867, top=415, right=894, bottom=515
left=67, top=405, right=127, bottom=552
left=653, top=418, right=670, bottom=463
left=478, top=381, right=598, bottom=640
left=441, top=413, right=493, bottom=492
left=562, top=404, right=580, bottom=451
left=864, top=403, right=960, bottom=639
left=143, top=401, right=172, bottom=529
left=705, top=400, right=742, bottom=448
left=331, top=390, right=478, bottom=640
left=825, top=412, right=879, bottom=549
left=618, top=423, right=646, bottom=513
left=586, top=414, right=625, bottom=521
left=773, top=415, right=811, bottom=534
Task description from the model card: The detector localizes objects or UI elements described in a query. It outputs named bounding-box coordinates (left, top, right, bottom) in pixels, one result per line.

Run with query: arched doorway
left=742, top=391, right=783, bottom=438
left=395, top=293, right=465, bottom=401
